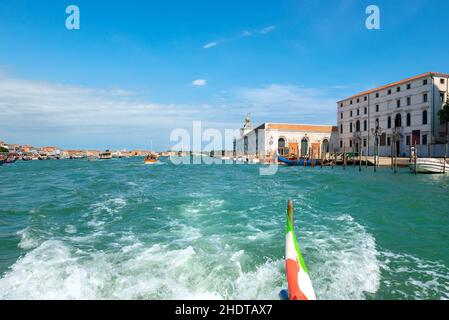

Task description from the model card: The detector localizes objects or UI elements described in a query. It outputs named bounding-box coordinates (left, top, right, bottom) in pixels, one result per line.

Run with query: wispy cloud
left=203, top=42, right=218, bottom=49
left=203, top=25, right=277, bottom=49
left=258, top=25, right=276, bottom=34
left=233, top=84, right=338, bottom=124
left=192, top=79, right=207, bottom=86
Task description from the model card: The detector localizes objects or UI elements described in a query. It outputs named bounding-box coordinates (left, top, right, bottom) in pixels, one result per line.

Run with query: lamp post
left=371, top=126, right=383, bottom=172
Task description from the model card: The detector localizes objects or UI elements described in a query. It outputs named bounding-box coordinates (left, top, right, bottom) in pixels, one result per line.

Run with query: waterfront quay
left=233, top=72, right=449, bottom=170
left=0, top=140, right=172, bottom=162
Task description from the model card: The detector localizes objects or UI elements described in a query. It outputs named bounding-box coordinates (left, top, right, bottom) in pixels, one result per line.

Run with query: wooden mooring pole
left=393, top=141, right=397, bottom=174
left=390, top=142, right=394, bottom=170
left=443, top=143, right=447, bottom=173
left=320, top=147, right=324, bottom=169
left=374, top=142, right=377, bottom=173
left=352, top=143, right=355, bottom=167
left=359, top=149, right=362, bottom=172
left=330, top=148, right=337, bottom=169
left=343, top=143, right=347, bottom=170
left=365, top=145, right=368, bottom=168
left=414, top=141, right=418, bottom=175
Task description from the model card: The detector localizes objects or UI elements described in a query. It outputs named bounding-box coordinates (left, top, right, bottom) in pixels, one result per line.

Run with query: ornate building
left=235, top=118, right=338, bottom=163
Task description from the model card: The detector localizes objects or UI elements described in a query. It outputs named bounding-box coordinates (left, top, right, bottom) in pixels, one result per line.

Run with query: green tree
left=0, top=146, right=9, bottom=153
left=438, top=99, right=449, bottom=143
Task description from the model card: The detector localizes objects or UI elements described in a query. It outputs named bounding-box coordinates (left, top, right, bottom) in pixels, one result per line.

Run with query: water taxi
left=99, top=151, right=113, bottom=160
left=144, top=154, right=159, bottom=164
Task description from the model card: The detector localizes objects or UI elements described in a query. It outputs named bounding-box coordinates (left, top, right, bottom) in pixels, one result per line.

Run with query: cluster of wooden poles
left=321, top=141, right=449, bottom=175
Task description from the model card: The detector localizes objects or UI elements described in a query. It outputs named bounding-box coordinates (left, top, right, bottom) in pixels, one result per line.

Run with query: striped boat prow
left=285, top=200, right=317, bottom=300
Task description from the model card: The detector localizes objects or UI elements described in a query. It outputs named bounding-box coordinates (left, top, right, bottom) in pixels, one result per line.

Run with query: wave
left=0, top=239, right=282, bottom=300
left=300, top=214, right=381, bottom=300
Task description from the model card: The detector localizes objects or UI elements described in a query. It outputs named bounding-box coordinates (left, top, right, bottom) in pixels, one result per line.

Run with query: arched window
left=388, top=116, right=391, bottom=129
left=322, top=139, right=329, bottom=154
left=395, top=114, right=402, bottom=128
left=356, top=120, right=360, bottom=132
left=350, top=122, right=353, bottom=133
left=375, top=118, right=379, bottom=129
left=423, top=110, right=428, bottom=125
left=407, top=113, right=411, bottom=127
left=301, top=138, right=309, bottom=157
left=278, top=138, right=286, bottom=156
left=340, top=124, right=343, bottom=134
left=363, top=120, right=367, bottom=131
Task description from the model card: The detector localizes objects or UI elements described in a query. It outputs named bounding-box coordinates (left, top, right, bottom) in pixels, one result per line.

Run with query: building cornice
left=337, top=72, right=449, bottom=103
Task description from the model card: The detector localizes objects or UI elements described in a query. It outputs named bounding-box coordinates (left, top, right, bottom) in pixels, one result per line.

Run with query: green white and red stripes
left=285, top=207, right=317, bottom=300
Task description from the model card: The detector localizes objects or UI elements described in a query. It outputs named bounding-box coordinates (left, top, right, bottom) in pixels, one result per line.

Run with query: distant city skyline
left=1, top=0, right=449, bottom=150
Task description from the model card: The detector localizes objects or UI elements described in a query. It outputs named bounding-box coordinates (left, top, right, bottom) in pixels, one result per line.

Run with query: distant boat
left=99, top=151, right=112, bottom=160
left=278, top=156, right=317, bottom=167
left=2, top=155, right=18, bottom=164
left=22, top=155, right=33, bottom=161
left=144, top=154, right=159, bottom=165
left=6, top=157, right=18, bottom=164
left=409, top=158, right=448, bottom=174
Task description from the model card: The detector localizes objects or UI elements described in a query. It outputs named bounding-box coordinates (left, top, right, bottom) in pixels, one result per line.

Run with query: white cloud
left=203, top=25, right=276, bottom=49
left=0, top=75, right=223, bottom=149
left=233, top=84, right=338, bottom=124
left=192, top=79, right=207, bottom=86
left=258, top=25, right=276, bottom=34
left=0, top=74, right=339, bottom=150
left=203, top=42, right=218, bottom=49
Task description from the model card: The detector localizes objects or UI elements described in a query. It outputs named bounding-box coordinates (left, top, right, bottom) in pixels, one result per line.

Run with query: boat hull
left=409, top=159, right=448, bottom=174
left=278, top=156, right=317, bottom=166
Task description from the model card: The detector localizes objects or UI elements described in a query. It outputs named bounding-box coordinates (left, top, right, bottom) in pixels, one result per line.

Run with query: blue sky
left=1, top=0, right=449, bottom=150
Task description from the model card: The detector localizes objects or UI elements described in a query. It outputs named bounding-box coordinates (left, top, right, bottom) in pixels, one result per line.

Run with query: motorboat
left=409, top=158, right=448, bottom=174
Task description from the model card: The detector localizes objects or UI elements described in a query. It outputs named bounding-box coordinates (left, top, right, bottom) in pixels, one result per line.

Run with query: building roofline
left=337, top=72, right=449, bottom=103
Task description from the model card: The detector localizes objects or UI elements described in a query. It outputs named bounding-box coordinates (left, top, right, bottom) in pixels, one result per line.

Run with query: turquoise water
left=1, top=157, right=448, bottom=300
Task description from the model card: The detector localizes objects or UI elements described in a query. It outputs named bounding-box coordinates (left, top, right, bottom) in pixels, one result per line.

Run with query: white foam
left=65, top=225, right=77, bottom=234
left=17, top=228, right=39, bottom=250
left=301, top=214, right=381, bottom=300
left=0, top=236, right=283, bottom=300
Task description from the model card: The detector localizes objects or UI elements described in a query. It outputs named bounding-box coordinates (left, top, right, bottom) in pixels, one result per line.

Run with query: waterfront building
left=337, top=72, right=449, bottom=157
left=62, top=150, right=84, bottom=158
left=41, top=146, right=57, bottom=153
left=21, top=145, right=31, bottom=153
left=235, top=116, right=338, bottom=163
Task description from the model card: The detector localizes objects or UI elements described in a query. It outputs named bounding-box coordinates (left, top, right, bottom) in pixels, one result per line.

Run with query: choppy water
left=1, top=157, right=448, bottom=300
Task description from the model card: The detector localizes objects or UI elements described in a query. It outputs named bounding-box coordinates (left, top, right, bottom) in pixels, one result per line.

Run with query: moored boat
left=3, top=155, right=18, bottom=164
left=278, top=156, right=317, bottom=167
left=409, top=158, right=448, bottom=174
